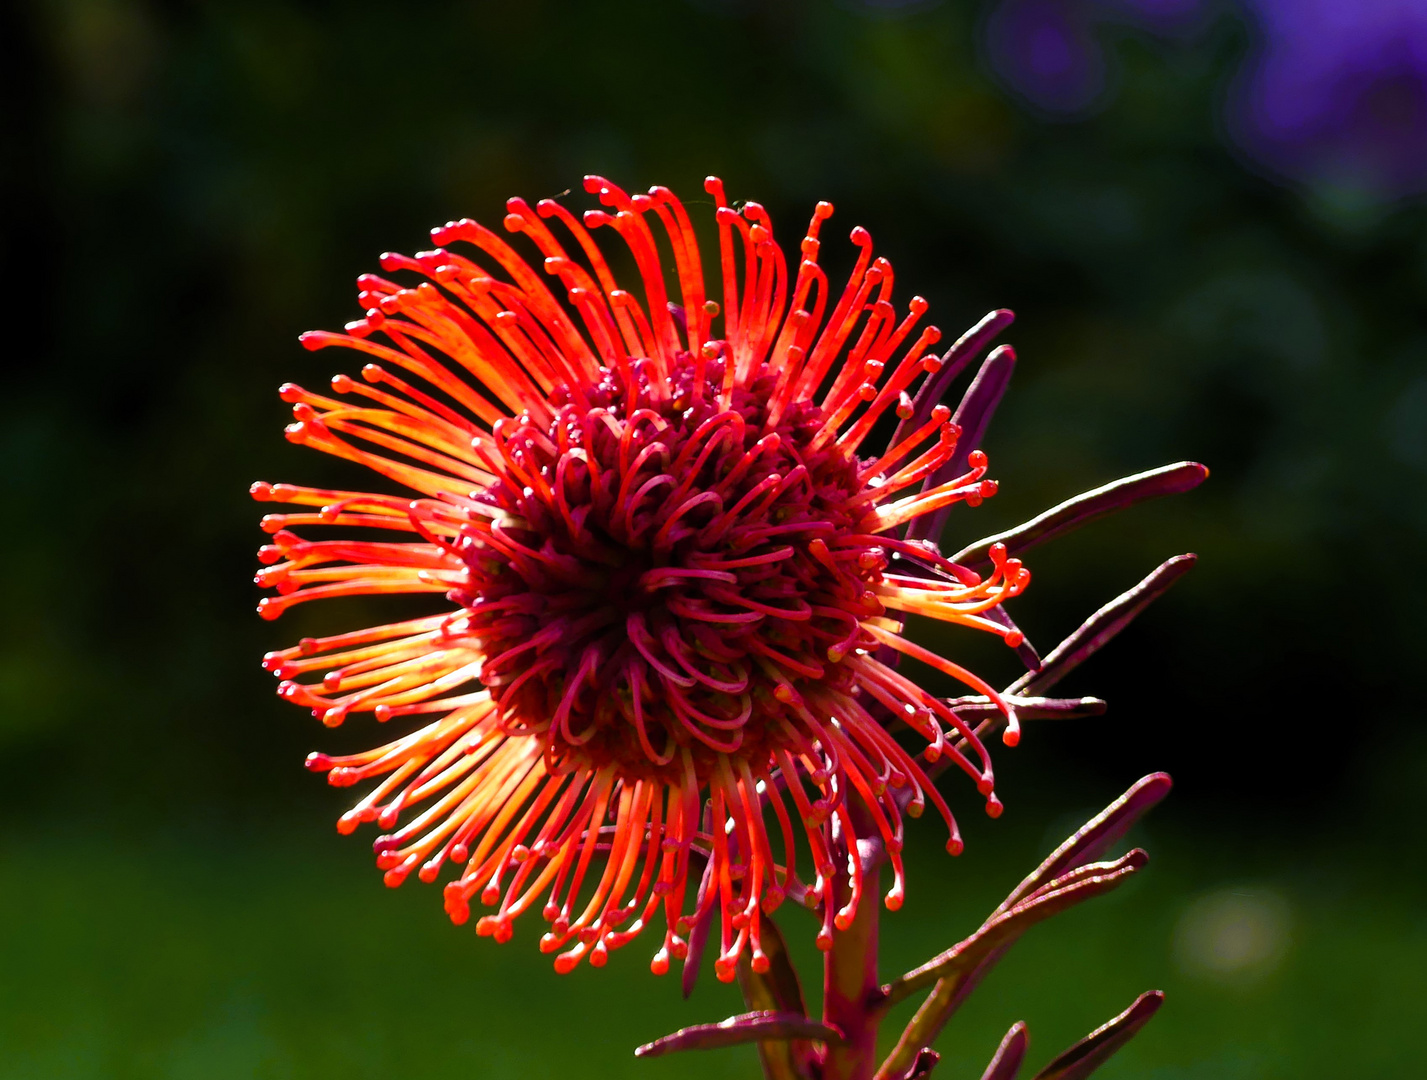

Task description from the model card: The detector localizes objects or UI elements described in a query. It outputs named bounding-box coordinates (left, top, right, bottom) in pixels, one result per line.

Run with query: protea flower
left=253, top=176, right=1035, bottom=982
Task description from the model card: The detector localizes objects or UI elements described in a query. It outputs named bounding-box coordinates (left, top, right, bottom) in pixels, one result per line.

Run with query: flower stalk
left=822, top=800, right=884, bottom=1080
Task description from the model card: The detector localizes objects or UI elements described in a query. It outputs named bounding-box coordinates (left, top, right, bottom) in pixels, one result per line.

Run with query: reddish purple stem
left=823, top=801, right=884, bottom=1080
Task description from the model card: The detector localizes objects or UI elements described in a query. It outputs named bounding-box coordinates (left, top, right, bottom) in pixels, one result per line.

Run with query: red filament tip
left=255, top=177, right=1028, bottom=977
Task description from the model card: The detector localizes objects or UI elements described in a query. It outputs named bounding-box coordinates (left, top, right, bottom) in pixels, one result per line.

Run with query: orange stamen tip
left=1003, top=630, right=1024, bottom=648
left=553, top=952, right=582, bottom=975
left=1002, top=728, right=1021, bottom=747
left=259, top=178, right=1057, bottom=970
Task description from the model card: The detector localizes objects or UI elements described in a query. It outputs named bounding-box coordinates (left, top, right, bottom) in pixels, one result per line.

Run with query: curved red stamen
left=256, top=178, right=1029, bottom=978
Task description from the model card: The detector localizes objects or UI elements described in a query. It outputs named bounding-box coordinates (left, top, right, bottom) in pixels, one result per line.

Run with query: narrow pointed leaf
left=1031, top=991, right=1164, bottom=1080
left=737, top=914, right=808, bottom=1016
left=899, top=1048, right=942, bottom=1080
left=682, top=852, right=716, bottom=998
left=981, top=1022, right=1029, bottom=1080
left=876, top=950, right=1005, bottom=1080
left=892, top=308, right=1014, bottom=449
left=947, top=694, right=1106, bottom=724
left=876, top=849, right=1145, bottom=1079
left=996, top=773, right=1171, bottom=918
left=880, top=781, right=1171, bottom=1080
left=1008, top=555, right=1196, bottom=698
left=951, top=463, right=1208, bottom=573
left=913, top=695, right=1108, bottom=794
left=909, top=344, right=1016, bottom=543
left=634, top=1011, right=845, bottom=1058
left=984, top=604, right=1042, bottom=672
left=882, top=849, right=1146, bottom=1007
left=736, top=916, right=816, bottom=1080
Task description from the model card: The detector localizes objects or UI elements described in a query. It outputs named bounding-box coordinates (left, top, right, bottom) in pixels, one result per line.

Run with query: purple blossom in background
left=982, top=0, right=1107, bottom=114
left=1228, top=0, right=1427, bottom=201
left=981, top=0, right=1427, bottom=201
left=981, top=0, right=1205, bottom=116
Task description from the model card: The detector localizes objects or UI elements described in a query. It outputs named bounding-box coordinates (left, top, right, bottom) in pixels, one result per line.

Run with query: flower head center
left=460, top=350, right=876, bottom=781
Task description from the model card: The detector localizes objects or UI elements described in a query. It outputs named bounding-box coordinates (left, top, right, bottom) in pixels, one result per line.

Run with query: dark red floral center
left=456, top=352, right=881, bottom=781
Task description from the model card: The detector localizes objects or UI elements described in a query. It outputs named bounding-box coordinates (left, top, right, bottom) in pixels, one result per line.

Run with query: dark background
left=2, top=1, right=1424, bottom=1077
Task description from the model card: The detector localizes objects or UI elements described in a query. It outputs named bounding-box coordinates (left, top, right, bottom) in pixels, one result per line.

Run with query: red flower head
left=254, top=177, right=1032, bottom=981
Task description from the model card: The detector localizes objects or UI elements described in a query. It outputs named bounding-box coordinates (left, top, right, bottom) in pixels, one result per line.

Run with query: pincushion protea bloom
left=253, top=176, right=1034, bottom=981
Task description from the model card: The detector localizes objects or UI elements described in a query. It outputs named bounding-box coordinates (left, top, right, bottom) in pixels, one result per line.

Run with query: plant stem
left=822, top=806, right=883, bottom=1080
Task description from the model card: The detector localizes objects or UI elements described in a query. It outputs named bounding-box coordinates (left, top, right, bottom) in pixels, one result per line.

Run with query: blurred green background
left=2, top=0, right=1424, bottom=1077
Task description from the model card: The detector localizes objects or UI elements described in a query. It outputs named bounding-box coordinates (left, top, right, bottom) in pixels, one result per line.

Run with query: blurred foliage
left=1, top=0, right=1425, bottom=1075
left=2, top=796, right=1424, bottom=1078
